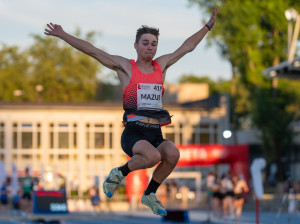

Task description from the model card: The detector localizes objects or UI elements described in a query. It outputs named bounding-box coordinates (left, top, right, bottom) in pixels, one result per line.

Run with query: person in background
left=212, top=175, right=222, bottom=218
left=0, top=182, right=9, bottom=215
left=232, top=174, right=249, bottom=221
left=12, top=189, right=22, bottom=215
left=220, top=173, right=234, bottom=219
left=205, top=171, right=215, bottom=222
left=21, top=168, right=34, bottom=214
left=179, top=184, right=190, bottom=210
left=89, top=186, right=100, bottom=212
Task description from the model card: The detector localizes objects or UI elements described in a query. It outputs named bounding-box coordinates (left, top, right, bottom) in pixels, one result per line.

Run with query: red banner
left=177, top=144, right=249, bottom=182
left=177, top=144, right=248, bottom=166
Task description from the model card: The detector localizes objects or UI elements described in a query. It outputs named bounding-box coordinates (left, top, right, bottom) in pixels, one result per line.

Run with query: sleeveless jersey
left=122, top=60, right=171, bottom=126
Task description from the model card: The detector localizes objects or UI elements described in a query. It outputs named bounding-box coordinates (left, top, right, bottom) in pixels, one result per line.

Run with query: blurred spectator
left=268, top=163, right=277, bottom=186
left=12, top=189, right=22, bottom=215
left=21, top=167, right=34, bottom=214
left=284, top=178, right=297, bottom=214
left=232, top=174, right=249, bottom=221
left=212, top=175, right=222, bottom=218
left=167, top=179, right=178, bottom=201
left=205, top=171, right=215, bottom=222
left=89, top=186, right=100, bottom=212
left=221, top=173, right=234, bottom=219
left=0, top=182, right=9, bottom=215
left=179, top=184, right=190, bottom=209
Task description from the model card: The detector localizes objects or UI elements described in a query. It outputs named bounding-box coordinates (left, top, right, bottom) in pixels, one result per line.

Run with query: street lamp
left=223, top=130, right=232, bottom=139
left=285, top=8, right=298, bottom=21
left=285, top=8, right=300, bottom=63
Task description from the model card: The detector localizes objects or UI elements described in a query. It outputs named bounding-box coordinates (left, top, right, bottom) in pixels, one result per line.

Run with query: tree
left=0, top=45, right=33, bottom=101
left=0, top=29, right=104, bottom=102
left=188, top=0, right=300, bottom=181
left=27, top=31, right=101, bottom=102
left=251, top=87, right=295, bottom=181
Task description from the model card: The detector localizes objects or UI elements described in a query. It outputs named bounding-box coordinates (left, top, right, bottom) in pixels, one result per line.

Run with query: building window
left=192, top=123, right=219, bottom=144
left=22, top=132, right=33, bottom=149
left=13, top=122, right=41, bottom=149
left=85, top=122, right=113, bottom=149
left=49, top=123, right=77, bottom=149
left=59, top=132, right=69, bottom=149
left=85, top=131, right=90, bottom=149
left=162, top=123, right=184, bottom=145
left=95, top=132, right=104, bottom=149
left=0, top=122, right=4, bottom=149
left=163, top=125, right=175, bottom=143
left=109, top=123, right=113, bottom=149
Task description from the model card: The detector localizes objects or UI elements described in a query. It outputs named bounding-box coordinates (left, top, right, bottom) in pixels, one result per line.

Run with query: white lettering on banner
left=50, top=203, right=67, bottom=212
left=137, top=83, right=163, bottom=110
left=180, top=148, right=208, bottom=161
left=212, top=148, right=227, bottom=158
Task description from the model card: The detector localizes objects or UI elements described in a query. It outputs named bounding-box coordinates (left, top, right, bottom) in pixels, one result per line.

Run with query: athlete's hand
left=44, top=23, right=64, bottom=37
left=207, top=7, right=218, bottom=29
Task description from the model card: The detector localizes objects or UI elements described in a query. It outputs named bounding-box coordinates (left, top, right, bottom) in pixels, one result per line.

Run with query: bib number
left=137, top=83, right=163, bottom=110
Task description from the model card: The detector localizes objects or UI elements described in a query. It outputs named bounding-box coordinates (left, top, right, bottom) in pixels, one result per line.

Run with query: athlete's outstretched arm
left=156, top=7, right=218, bottom=77
left=44, top=23, right=127, bottom=71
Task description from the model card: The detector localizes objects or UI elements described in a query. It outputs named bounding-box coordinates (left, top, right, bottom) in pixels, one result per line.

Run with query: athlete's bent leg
left=141, top=141, right=180, bottom=216
left=103, top=140, right=160, bottom=198
left=153, top=141, right=180, bottom=183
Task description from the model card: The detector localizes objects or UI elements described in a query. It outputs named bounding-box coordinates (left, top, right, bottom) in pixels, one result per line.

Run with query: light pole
left=284, top=8, right=300, bottom=63
left=35, top=84, right=44, bottom=102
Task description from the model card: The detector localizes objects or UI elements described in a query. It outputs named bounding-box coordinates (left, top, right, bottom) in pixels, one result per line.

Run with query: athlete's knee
left=145, top=151, right=161, bottom=168
left=167, top=146, right=180, bottom=165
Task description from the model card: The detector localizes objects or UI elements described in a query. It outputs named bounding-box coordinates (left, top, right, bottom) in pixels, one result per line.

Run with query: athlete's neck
left=136, top=60, right=155, bottom=74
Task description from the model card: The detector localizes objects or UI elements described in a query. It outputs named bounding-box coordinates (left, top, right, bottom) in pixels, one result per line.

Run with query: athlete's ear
left=134, top=42, right=138, bottom=51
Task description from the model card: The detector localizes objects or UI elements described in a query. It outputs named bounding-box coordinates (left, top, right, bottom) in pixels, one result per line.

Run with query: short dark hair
left=135, top=25, right=159, bottom=43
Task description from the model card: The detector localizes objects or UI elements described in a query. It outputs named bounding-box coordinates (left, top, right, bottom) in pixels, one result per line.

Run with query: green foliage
left=188, top=0, right=300, bottom=178
left=0, top=45, right=33, bottom=101
left=28, top=34, right=100, bottom=102
left=0, top=30, right=104, bottom=102
left=250, top=88, right=295, bottom=179
left=189, top=0, right=299, bottom=88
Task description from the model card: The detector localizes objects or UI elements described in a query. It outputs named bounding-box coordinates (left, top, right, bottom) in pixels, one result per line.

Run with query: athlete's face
left=134, top=33, right=158, bottom=60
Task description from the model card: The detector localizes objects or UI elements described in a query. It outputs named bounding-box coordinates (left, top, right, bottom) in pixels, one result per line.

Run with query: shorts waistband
left=127, top=121, right=160, bottom=129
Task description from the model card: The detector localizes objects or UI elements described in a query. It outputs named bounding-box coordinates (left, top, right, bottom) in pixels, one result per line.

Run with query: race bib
left=137, top=83, right=163, bottom=110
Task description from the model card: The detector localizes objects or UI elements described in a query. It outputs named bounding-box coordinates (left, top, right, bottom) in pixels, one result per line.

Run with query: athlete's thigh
left=156, top=140, right=179, bottom=161
left=132, top=139, right=159, bottom=158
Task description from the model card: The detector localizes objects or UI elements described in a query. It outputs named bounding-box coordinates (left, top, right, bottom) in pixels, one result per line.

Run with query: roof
left=0, top=96, right=224, bottom=112
left=180, top=94, right=222, bottom=110
left=263, top=56, right=300, bottom=79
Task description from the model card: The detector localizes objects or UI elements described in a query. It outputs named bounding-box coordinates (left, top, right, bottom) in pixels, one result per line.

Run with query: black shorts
left=226, top=191, right=235, bottom=197
left=121, top=121, right=166, bottom=157
left=22, top=192, right=31, bottom=200
left=1, top=198, right=8, bottom=205
left=234, top=193, right=244, bottom=200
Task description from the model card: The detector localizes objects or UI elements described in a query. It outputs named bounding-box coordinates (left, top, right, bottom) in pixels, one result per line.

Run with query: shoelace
left=115, top=171, right=124, bottom=183
left=152, top=195, right=164, bottom=207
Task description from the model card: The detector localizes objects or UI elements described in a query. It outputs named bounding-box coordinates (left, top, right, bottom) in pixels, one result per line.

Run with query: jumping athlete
left=44, top=7, right=217, bottom=216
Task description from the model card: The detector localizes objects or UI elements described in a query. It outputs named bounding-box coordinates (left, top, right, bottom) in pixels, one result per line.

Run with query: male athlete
left=45, top=7, right=217, bottom=216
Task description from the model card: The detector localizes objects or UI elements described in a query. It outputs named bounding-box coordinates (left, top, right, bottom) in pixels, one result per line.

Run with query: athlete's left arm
left=156, top=7, right=218, bottom=81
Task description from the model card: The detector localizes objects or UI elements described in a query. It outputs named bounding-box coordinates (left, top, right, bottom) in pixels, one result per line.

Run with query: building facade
left=0, top=95, right=230, bottom=196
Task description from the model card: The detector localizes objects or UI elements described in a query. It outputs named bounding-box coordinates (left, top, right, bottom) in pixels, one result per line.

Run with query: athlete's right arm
left=44, top=23, right=129, bottom=72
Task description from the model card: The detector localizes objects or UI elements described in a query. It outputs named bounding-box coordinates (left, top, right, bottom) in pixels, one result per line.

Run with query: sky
left=0, top=0, right=231, bottom=84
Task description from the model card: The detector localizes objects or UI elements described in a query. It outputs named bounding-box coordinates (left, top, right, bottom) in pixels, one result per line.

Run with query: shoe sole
left=103, top=181, right=113, bottom=198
